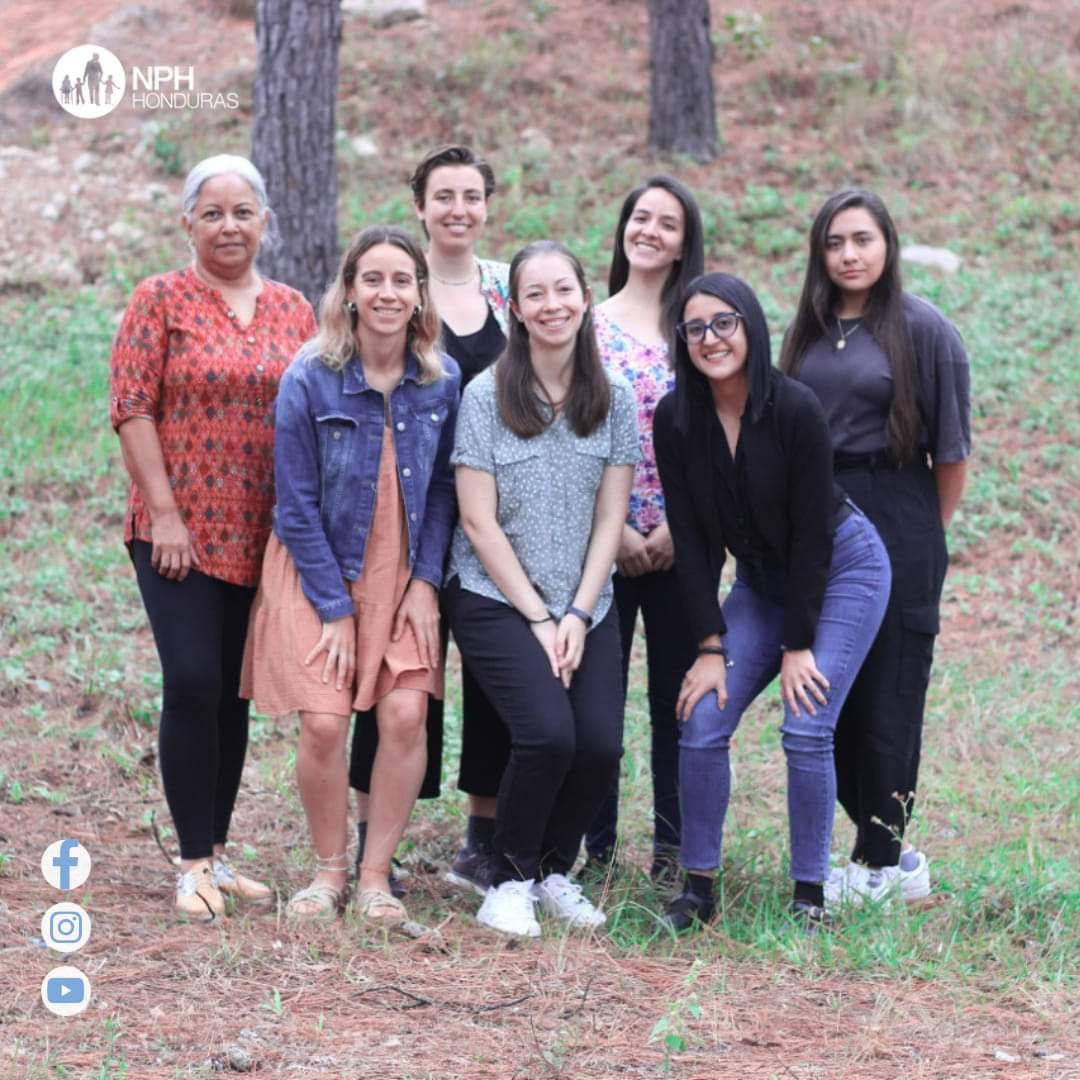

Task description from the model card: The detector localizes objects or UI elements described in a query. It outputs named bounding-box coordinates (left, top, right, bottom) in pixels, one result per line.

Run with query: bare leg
left=468, top=794, right=497, bottom=818
left=361, top=689, right=427, bottom=903
left=294, top=710, right=351, bottom=910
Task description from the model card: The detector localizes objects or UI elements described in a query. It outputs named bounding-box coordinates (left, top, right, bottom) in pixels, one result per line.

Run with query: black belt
left=833, top=450, right=894, bottom=472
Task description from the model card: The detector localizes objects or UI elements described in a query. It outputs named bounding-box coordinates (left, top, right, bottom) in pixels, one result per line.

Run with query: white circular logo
left=41, top=902, right=92, bottom=954
left=41, top=965, right=92, bottom=1017
left=41, top=839, right=92, bottom=891
left=52, top=45, right=125, bottom=119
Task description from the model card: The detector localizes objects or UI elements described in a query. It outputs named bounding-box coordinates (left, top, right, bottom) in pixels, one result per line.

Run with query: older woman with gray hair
left=110, top=153, right=316, bottom=921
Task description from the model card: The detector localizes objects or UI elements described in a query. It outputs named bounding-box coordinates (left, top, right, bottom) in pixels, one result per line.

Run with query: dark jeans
left=585, top=568, right=695, bottom=859
left=833, top=460, right=949, bottom=867
left=348, top=592, right=509, bottom=799
left=132, top=541, right=254, bottom=860
left=446, top=578, right=624, bottom=884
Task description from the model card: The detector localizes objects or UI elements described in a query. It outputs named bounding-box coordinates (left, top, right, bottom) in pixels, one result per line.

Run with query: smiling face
left=415, top=164, right=489, bottom=253
left=183, top=172, right=266, bottom=279
left=682, top=292, right=748, bottom=388
left=510, top=252, right=590, bottom=353
left=623, top=186, right=685, bottom=276
left=347, top=243, right=422, bottom=341
left=823, top=206, right=888, bottom=307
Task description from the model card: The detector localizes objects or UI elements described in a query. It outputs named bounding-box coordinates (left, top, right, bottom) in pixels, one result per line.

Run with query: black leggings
left=132, top=542, right=255, bottom=860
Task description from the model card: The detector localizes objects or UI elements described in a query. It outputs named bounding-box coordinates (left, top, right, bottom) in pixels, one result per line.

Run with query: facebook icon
left=41, top=839, right=92, bottom=891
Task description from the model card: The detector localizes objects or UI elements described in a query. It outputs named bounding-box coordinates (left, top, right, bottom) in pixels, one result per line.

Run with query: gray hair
left=181, top=153, right=281, bottom=251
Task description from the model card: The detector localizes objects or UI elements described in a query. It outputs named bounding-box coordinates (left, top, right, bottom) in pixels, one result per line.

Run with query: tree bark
left=647, top=0, right=718, bottom=162
left=253, top=0, right=342, bottom=306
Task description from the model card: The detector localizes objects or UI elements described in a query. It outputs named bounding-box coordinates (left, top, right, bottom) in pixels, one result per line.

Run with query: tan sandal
left=355, top=887, right=407, bottom=925
left=287, top=851, right=348, bottom=921
left=212, top=857, right=274, bottom=906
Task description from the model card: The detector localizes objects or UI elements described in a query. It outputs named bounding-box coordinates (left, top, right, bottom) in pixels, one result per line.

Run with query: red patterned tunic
left=110, top=266, right=317, bottom=587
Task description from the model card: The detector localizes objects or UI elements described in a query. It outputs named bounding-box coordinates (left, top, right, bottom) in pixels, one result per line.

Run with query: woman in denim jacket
left=242, top=225, right=460, bottom=926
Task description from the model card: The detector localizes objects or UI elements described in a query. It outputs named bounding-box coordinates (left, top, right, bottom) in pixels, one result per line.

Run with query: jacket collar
left=342, top=350, right=422, bottom=395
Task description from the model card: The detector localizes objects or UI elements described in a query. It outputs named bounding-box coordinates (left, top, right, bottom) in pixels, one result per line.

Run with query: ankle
left=794, top=880, right=824, bottom=908
left=466, top=814, right=495, bottom=852
left=684, top=871, right=714, bottom=901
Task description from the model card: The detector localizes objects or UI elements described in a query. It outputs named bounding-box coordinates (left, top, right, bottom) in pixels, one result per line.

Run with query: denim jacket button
left=402, top=467, right=411, bottom=477
left=410, top=512, right=417, bottom=521
left=396, top=421, right=405, bottom=431
left=333, top=431, right=342, bottom=440
left=430, top=413, right=440, bottom=422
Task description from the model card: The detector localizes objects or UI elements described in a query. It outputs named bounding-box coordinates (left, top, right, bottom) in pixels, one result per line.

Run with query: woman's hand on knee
left=780, top=648, right=830, bottom=717
left=305, top=616, right=356, bottom=690
left=677, top=655, right=728, bottom=723
left=392, top=579, right=440, bottom=669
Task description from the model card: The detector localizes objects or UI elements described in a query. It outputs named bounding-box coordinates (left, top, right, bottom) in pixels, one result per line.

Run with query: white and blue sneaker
left=824, top=850, right=931, bottom=908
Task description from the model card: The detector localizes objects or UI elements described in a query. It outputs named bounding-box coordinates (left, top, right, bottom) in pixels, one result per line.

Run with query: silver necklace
left=430, top=265, right=478, bottom=287
left=835, top=316, right=861, bottom=351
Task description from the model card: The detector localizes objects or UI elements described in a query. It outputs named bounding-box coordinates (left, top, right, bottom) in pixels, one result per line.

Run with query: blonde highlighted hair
left=311, top=225, right=444, bottom=382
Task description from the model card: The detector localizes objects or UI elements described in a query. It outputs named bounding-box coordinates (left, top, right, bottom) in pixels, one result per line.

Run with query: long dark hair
left=496, top=241, right=609, bottom=439
left=779, top=189, right=920, bottom=464
left=671, top=273, right=772, bottom=432
left=607, top=175, right=705, bottom=342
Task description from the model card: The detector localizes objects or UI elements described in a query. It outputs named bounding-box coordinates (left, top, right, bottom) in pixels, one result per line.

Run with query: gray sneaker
left=444, top=845, right=491, bottom=896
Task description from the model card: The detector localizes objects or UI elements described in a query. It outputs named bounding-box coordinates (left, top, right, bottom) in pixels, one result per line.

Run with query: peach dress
left=241, top=427, right=442, bottom=717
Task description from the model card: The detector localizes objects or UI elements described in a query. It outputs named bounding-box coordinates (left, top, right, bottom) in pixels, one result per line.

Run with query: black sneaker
left=660, top=888, right=715, bottom=934
left=443, top=845, right=491, bottom=896
left=790, top=899, right=833, bottom=934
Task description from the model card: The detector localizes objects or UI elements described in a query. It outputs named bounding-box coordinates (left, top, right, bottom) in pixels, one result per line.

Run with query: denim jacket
left=272, top=346, right=461, bottom=622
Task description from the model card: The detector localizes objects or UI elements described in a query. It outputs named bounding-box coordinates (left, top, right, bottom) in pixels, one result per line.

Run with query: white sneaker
left=477, top=880, right=541, bottom=938
left=533, top=873, right=607, bottom=929
left=824, top=852, right=931, bottom=908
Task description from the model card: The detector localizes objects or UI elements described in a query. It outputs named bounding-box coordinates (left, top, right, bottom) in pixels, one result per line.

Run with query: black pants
left=132, top=541, right=254, bottom=860
left=585, top=568, right=695, bottom=859
left=446, top=578, right=624, bottom=884
left=348, top=592, right=509, bottom=799
left=833, top=460, right=948, bottom=867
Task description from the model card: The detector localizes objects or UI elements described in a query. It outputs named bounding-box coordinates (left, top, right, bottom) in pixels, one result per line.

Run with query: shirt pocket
left=411, top=402, right=451, bottom=467
left=569, top=426, right=611, bottom=502
left=492, top=438, right=544, bottom=521
left=315, top=412, right=359, bottom=507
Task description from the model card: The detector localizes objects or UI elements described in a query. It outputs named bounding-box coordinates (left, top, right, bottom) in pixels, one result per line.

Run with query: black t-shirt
left=442, top=306, right=506, bottom=388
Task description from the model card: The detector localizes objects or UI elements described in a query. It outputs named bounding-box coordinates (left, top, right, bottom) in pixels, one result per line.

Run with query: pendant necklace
left=430, top=263, right=478, bottom=287
left=835, top=316, right=861, bottom=351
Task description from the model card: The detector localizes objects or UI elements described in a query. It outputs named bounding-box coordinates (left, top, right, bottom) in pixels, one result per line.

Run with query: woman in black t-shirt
left=781, top=189, right=971, bottom=907
left=349, top=146, right=512, bottom=896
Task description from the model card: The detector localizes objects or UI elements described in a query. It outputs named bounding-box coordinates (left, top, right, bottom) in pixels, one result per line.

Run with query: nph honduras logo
left=52, top=45, right=125, bottom=119
left=52, top=45, right=240, bottom=118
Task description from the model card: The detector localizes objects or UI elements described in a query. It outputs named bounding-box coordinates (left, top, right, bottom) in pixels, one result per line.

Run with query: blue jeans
left=678, top=508, right=891, bottom=884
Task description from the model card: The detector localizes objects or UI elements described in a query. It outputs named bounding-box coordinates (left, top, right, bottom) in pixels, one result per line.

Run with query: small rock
left=350, top=134, right=379, bottom=158
left=1033, top=1050, right=1065, bottom=1061
left=106, top=221, right=144, bottom=243
left=73, top=151, right=98, bottom=173
left=341, top=0, right=426, bottom=27
left=225, top=1045, right=253, bottom=1072
left=41, top=202, right=64, bottom=222
left=89, top=228, right=106, bottom=243
left=994, top=1049, right=1020, bottom=1063
left=901, top=244, right=963, bottom=274
left=520, top=127, right=553, bottom=155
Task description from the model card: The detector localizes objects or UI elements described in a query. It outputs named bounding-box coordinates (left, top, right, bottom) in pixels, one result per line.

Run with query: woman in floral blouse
left=110, top=154, right=315, bottom=921
left=584, top=176, right=705, bottom=880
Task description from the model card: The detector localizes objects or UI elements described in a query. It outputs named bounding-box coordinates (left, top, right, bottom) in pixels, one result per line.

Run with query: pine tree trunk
left=647, top=0, right=718, bottom=162
left=252, top=0, right=342, bottom=306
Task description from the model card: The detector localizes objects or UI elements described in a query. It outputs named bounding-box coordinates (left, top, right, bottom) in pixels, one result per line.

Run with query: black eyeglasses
left=676, top=312, right=745, bottom=344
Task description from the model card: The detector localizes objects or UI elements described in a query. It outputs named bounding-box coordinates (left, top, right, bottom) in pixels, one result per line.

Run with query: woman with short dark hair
left=445, top=241, right=640, bottom=937
left=654, top=273, right=891, bottom=932
left=780, top=189, right=971, bottom=906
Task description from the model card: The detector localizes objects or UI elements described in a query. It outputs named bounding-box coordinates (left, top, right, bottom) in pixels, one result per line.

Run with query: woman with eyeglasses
left=780, top=190, right=971, bottom=906
left=653, top=273, right=891, bottom=932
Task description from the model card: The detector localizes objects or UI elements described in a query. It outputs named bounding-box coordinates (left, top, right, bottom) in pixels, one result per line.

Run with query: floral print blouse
left=594, top=308, right=674, bottom=535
